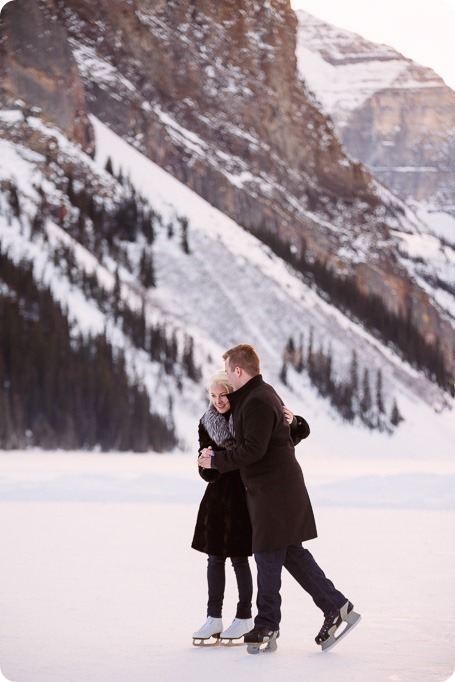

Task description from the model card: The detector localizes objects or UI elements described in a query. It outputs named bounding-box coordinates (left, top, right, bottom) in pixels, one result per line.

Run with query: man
left=198, top=344, right=360, bottom=654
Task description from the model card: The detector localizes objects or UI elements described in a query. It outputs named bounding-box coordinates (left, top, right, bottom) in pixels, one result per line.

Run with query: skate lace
left=318, top=612, right=338, bottom=638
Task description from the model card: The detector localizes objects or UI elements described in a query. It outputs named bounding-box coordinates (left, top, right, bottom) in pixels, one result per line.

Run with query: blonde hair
left=222, top=344, right=260, bottom=377
left=207, top=370, right=233, bottom=394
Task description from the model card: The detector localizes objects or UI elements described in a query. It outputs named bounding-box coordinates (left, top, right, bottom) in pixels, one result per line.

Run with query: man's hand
left=198, top=446, right=213, bottom=469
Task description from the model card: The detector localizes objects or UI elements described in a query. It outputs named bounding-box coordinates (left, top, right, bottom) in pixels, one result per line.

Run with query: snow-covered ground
left=0, top=448, right=454, bottom=682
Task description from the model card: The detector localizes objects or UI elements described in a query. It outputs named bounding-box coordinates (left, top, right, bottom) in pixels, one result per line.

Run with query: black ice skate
left=244, top=627, right=279, bottom=654
left=315, top=600, right=361, bottom=652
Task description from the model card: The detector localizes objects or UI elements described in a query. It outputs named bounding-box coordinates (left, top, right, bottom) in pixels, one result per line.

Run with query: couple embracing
left=191, top=344, right=360, bottom=654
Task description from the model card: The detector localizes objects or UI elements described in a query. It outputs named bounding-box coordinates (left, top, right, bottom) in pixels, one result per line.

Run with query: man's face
left=224, top=358, right=241, bottom=390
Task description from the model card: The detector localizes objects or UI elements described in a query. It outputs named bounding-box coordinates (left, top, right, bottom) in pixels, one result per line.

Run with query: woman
left=191, top=371, right=310, bottom=645
left=191, top=370, right=253, bottom=645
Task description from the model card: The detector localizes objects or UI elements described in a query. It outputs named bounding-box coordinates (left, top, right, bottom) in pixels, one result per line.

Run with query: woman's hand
left=283, top=406, right=294, bottom=424
left=198, top=446, right=213, bottom=469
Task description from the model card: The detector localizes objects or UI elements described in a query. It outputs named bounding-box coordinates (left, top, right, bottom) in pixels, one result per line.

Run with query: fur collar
left=201, top=404, right=235, bottom=448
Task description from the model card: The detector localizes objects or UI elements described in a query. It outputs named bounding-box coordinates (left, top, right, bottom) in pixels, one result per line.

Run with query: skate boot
left=244, top=626, right=279, bottom=654
left=315, top=600, right=361, bottom=652
left=192, top=617, right=223, bottom=646
left=219, top=617, right=254, bottom=645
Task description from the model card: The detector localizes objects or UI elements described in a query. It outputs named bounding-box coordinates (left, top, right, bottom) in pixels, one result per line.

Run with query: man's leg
left=254, top=547, right=287, bottom=630
left=284, top=544, right=347, bottom=614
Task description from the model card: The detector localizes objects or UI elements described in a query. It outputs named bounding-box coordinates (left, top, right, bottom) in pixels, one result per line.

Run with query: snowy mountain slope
left=295, top=10, right=444, bottom=114
left=1, top=107, right=454, bottom=455
left=92, top=119, right=455, bottom=447
left=92, top=116, right=455, bottom=386
left=38, top=0, right=454, bottom=383
left=295, top=9, right=455, bottom=246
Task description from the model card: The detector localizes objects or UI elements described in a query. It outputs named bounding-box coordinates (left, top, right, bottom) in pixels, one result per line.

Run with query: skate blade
left=246, top=639, right=278, bottom=655
left=219, top=637, right=246, bottom=646
left=321, top=612, right=361, bottom=652
left=192, top=634, right=221, bottom=647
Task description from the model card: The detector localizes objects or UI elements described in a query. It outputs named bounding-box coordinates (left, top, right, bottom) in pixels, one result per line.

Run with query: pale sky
left=291, top=0, right=455, bottom=90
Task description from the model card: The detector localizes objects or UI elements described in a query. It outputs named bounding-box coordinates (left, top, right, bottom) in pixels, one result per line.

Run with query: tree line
left=0, top=251, right=178, bottom=451
left=0, top=166, right=201, bottom=451
left=281, top=333, right=403, bottom=432
left=245, top=221, right=453, bottom=394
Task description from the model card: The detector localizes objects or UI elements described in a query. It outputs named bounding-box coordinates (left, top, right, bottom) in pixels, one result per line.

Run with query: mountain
left=0, top=0, right=454, bottom=451
left=295, top=9, right=455, bottom=228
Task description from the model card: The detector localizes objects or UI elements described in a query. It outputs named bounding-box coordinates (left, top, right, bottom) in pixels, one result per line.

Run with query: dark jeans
left=207, top=554, right=253, bottom=619
left=254, top=543, right=347, bottom=630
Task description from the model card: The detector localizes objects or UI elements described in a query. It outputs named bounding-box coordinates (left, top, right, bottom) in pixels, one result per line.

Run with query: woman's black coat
left=191, top=406, right=252, bottom=557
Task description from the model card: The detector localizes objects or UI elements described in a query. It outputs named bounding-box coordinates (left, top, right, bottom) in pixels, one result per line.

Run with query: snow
left=413, top=207, right=455, bottom=246
left=0, top=449, right=454, bottom=682
left=71, top=42, right=137, bottom=94
left=1, top=111, right=454, bottom=682
left=2, top=112, right=453, bottom=447
left=296, top=45, right=408, bottom=112
left=295, top=10, right=444, bottom=115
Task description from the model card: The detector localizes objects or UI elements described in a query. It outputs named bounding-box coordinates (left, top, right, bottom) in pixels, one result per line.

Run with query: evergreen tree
left=279, top=362, right=288, bottom=385
left=390, top=399, right=404, bottom=427
left=360, top=368, right=373, bottom=426
left=105, top=156, right=114, bottom=176
left=182, top=335, right=199, bottom=380
left=139, top=248, right=156, bottom=288
left=376, top=368, right=385, bottom=414
left=8, top=182, right=21, bottom=217
left=349, top=350, right=359, bottom=398
left=179, top=216, right=190, bottom=254
left=296, top=333, right=304, bottom=373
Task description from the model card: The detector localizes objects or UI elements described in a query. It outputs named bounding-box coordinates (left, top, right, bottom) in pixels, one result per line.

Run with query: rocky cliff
left=0, top=0, right=93, bottom=153
left=295, top=9, right=455, bottom=216
left=1, top=0, right=454, bottom=379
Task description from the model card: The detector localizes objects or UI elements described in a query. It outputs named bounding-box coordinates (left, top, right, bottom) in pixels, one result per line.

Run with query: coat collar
left=227, top=374, right=263, bottom=408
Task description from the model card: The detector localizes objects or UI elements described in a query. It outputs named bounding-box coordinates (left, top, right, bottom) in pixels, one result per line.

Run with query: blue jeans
left=254, top=544, right=347, bottom=630
left=207, top=555, right=253, bottom=619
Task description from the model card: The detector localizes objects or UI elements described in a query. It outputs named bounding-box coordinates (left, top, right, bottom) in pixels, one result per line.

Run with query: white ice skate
left=219, top=617, right=254, bottom=645
left=192, top=617, right=223, bottom=646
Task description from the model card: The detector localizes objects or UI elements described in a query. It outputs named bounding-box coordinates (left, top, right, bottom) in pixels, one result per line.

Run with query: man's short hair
left=223, top=344, right=261, bottom=376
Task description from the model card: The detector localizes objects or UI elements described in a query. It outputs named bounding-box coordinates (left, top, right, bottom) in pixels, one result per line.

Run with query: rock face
left=0, top=0, right=94, bottom=153
left=0, top=0, right=453, bottom=377
left=295, top=9, right=455, bottom=215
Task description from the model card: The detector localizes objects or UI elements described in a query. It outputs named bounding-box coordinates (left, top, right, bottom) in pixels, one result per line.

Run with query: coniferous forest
left=248, top=222, right=453, bottom=394
left=0, top=167, right=201, bottom=451
left=0, top=251, right=177, bottom=451
left=281, top=334, right=403, bottom=432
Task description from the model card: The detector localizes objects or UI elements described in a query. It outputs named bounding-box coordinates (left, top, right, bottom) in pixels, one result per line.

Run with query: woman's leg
left=230, top=556, right=253, bottom=619
left=207, top=555, right=226, bottom=618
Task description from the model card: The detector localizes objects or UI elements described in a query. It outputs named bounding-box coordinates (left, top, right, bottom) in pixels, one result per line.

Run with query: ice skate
left=192, top=617, right=223, bottom=646
left=219, top=617, right=254, bottom=645
left=315, top=600, right=361, bottom=652
left=244, top=626, right=279, bottom=654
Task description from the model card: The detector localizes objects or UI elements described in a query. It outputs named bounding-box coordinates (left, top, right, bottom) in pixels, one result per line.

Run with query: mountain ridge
left=295, top=8, right=455, bottom=220
left=0, top=0, right=453, bottom=450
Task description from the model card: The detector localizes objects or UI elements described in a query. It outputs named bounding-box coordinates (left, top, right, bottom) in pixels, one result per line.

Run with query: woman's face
left=210, top=383, right=230, bottom=414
